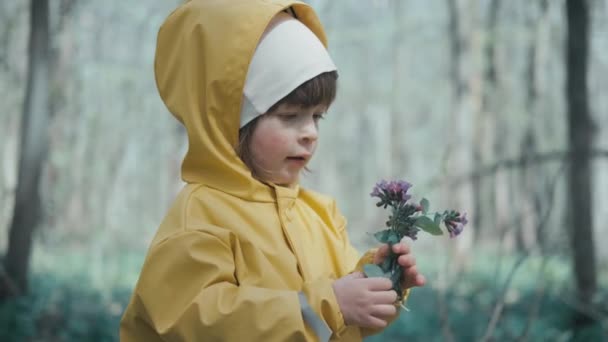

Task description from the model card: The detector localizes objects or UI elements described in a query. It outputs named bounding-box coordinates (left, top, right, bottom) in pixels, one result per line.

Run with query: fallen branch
left=429, top=148, right=608, bottom=189
left=516, top=264, right=547, bottom=341
left=480, top=160, right=566, bottom=341
left=480, top=254, right=528, bottom=342
left=437, top=283, right=455, bottom=342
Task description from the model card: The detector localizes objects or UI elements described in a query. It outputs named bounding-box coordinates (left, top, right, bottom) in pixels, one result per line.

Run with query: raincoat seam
left=147, top=228, right=231, bottom=258
left=202, top=183, right=277, bottom=203
left=180, top=184, right=203, bottom=231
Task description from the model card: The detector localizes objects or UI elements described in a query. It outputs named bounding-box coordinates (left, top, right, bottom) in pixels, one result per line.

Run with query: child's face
left=249, top=103, right=327, bottom=187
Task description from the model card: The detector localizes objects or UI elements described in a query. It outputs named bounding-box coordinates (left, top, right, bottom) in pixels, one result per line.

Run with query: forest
left=1, top=0, right=607, bottom=341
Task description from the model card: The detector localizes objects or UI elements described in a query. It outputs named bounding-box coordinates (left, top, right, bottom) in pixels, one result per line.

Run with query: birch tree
left=1, top=0, right=50, bottom=299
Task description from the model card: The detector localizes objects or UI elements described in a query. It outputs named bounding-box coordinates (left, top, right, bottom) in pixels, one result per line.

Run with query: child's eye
left=280, top=113, right=298, bottom=121
left=313, top=113, right=325, bottom=121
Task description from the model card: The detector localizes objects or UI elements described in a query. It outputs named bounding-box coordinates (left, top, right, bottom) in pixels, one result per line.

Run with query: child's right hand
left=332, top=272, right=398, bottom=329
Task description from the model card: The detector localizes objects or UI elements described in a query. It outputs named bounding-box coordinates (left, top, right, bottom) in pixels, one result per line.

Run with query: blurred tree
left=565, top=0, right=597, bottom=321
left=0, top=0, right=49, bottom=300
left=443, top=0, right=467, bottom=213
left=516, top=0, right=548, bottom=253
left=390, top=0, right=408, bottom=176
left=473, top=0, right=500, bottom=244
left=49, top=0, right=78, bottom=117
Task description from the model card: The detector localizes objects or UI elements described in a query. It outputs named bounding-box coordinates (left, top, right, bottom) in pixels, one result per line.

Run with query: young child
left=120, top=1, right=425, bottom=341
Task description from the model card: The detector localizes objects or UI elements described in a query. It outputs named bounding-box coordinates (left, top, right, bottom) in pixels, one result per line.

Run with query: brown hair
left=237, top=71, right=338, bottom=180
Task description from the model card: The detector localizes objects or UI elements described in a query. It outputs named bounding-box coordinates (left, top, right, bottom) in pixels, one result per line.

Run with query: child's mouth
left=286, top=156, right=308, bottom=165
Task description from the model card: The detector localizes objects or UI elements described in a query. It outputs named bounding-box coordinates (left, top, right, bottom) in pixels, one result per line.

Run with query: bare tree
left=516, top=0, right=549, bottom=252
left=390, top=0, right=409, bottom=176
left=565, top=0, right=597, bottom=320
left=0, top=0, right=50, bottom=299
left=473, top=0, right=500, bottom=243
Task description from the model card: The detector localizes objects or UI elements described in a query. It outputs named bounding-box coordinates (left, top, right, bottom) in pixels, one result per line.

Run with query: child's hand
left=373, top=242, right=426, bottom=290
left=332, top=272, right=398, bottom=328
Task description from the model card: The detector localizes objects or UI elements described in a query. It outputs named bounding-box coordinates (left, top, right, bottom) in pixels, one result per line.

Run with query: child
left=120, top=1, right=425, bottom=341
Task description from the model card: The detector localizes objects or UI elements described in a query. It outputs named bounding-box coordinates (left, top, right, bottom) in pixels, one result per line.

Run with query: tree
left=0, top=0, right=50, bottom=299
left=565, top=0, right=596, bottom=321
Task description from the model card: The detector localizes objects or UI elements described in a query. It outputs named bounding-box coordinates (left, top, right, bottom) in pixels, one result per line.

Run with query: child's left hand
left=373, top=241, right=426, bottom=290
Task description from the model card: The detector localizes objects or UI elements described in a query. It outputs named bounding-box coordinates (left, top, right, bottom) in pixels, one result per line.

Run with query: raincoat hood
left=121, top=2, right=411, bottom=341
left=155, top=0, right=328, bottom=201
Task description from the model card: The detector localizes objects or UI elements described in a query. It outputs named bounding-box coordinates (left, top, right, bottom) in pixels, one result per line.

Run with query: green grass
left=366, top=250, right=608, bottom=341
left=0, top=245, right=144, bottom=342
left=367, top=285, right=606, bottom=342
left=0, top=246, right=606, bottom=341
left=0, top=272, right=133, bottom=341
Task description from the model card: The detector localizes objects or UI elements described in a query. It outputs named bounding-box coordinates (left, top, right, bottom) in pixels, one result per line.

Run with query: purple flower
left=444, top=212, right=467, bottom=238
left=371, top=179, right=412, bottom=205
left=370, top=180, right=387, bottom=197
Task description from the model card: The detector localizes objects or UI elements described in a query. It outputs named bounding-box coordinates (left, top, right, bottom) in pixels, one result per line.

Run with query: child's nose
left=299, top=120, right=318, bottom=143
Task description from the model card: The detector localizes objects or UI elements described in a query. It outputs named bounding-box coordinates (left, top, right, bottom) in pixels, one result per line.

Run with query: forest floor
left=0, top=246, right=606, bottom=341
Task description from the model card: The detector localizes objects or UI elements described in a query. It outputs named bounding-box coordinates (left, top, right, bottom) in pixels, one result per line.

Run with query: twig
left=515, top=160, right=565, bottom=341
left=480, top=160, right=566, bottom=341
left=437, top=288, right=455, bottom=342
left=516, top=261, right=547, bottom=341
left=480, top=254, right=529, bottom=342
left=428, top=148, right=608, bottom=189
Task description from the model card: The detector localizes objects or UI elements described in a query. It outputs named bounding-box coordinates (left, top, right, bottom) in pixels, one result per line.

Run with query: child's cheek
left=268, top=133, right=290, bottom=147
left=258, top=135, right=288, bottom=156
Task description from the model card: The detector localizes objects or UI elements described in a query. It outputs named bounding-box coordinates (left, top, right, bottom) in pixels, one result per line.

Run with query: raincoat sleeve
left=127, top=228, right=345, bottom=342
left=331, top=200, right=410, bottom=338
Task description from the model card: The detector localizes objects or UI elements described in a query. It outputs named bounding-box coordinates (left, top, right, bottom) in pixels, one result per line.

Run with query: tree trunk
left=443, top=0, right=461, bottom=201
left=390, top=0, right=408, bottom=176
left=473, top=0, right=499, bottom=243
left=516, top=1, right=543, bottom=253
left=565, top=0, right=596, bottom=319
left=1, top=0, right=50, bottom=299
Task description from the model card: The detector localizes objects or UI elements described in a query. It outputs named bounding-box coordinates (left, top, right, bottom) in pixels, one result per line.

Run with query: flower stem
left=387, top=244, right=404, bottom=300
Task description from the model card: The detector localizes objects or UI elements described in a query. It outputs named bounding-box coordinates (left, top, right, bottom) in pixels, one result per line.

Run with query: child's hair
left=238, top=70, right=338, bottom=180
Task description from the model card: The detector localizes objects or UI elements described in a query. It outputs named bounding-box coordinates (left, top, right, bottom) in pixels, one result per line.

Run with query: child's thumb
left=348, top=271, right=366, bottom=279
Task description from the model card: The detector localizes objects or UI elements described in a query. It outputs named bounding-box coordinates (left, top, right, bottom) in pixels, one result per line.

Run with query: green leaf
left=374, top=229, right=400, bottom=245
left=434, top=212, right=442, bottom=225
left=415, top=216, right=443, bottom=236
left=363, top=264, right=386, bottom=278
left=373, top=229, right=391, bottom=243
left=387, top=231, right=400, bottom=244
left=380, top=257, right=392, bottom=272
left=420, top=198, right=430, bottom=214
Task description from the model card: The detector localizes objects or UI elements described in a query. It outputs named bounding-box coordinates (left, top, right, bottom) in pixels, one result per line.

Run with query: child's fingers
left=370, top=290, right=398, bottom=304
left=391, top=242, right=411, bottom=255
left=401, top=267, right=426, bottom=288
left=398, top=254, right=416, bottom=268
left=375, top=242, right=411, bottom=264
left=364, top=277, right=393, bottom=291
left=370, top=304, right=398, bottom=319
left=363, top=316, right=388, bottom=329
left=373, top=244, right=390, bottom=264
left=349, top=271, right=366, bottom=279
left=409, top=274, right=426, bottom=287
left=403, top=265, right=418, bottom=280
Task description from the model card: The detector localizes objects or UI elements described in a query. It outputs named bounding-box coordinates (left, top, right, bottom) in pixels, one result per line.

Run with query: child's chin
left=274, top=175, right=299, bottom=188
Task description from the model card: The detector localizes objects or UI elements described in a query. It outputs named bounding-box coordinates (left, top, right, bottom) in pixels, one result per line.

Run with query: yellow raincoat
left=120, top=1, right=407, bottom=341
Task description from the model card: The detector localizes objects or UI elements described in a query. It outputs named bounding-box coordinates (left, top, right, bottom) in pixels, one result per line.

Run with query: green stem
left=387, top=244, right=404, bottom=299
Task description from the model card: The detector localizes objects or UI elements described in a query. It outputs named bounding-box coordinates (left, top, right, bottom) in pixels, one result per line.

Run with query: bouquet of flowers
left=363, top=180, right=467, bottom=300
